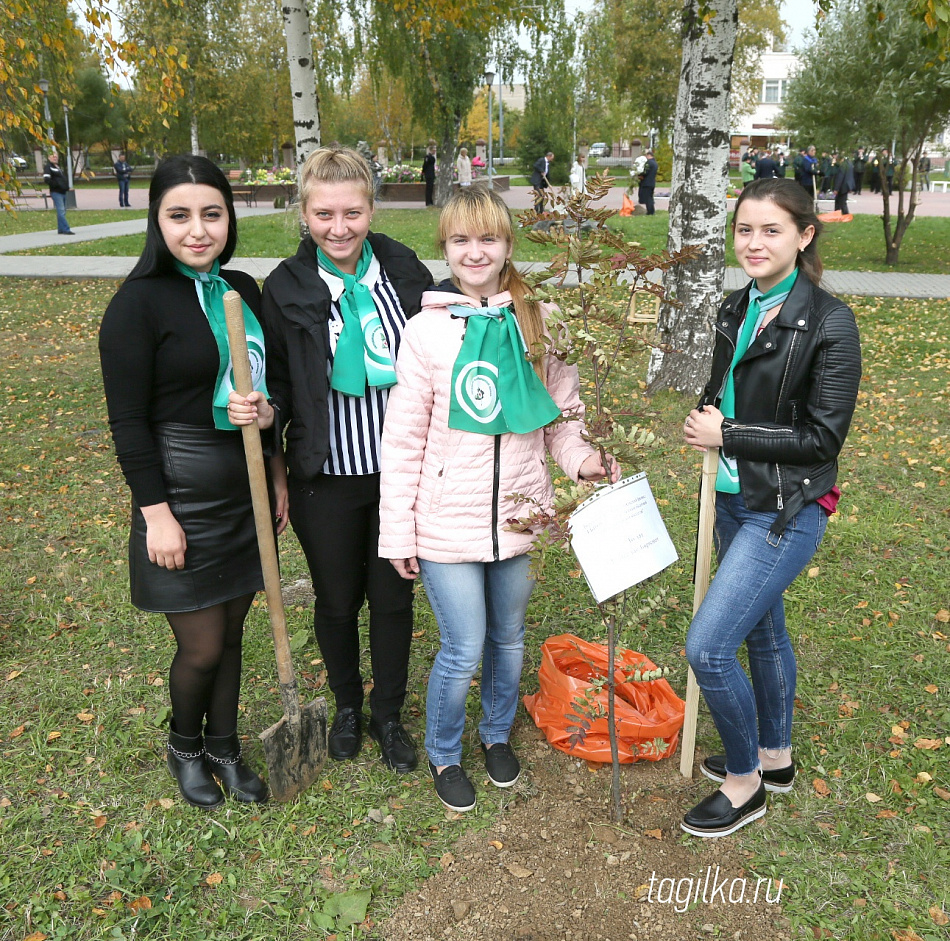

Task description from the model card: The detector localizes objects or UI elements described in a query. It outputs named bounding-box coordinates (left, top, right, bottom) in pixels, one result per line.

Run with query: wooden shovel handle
left=223, top=291, right=299, bottom=724
left=679, top=445, right=718, bottom=778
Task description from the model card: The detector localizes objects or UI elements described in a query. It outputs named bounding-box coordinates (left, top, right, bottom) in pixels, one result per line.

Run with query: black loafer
left=368, top=718, right=418, bottom=773
left=328, top=707, right=363, bottom=761
left=681, top=781, right=767, bottom=838
left=429, top=761, right=476, bottom=812
left=480, top=742, right=521, bottom=787
left=700, top=754, right=795, bottom=793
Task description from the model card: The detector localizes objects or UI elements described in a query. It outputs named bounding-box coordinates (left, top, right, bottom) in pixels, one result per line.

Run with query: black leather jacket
left=698, top=274, right=861, bottom=535
left=261, top=232, right=432, bottom=480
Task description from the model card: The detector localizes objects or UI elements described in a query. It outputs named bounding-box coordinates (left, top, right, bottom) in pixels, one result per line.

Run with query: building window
left=761, top=78, right=790, bottom=104
left=771, top=34, right=787, bottom=53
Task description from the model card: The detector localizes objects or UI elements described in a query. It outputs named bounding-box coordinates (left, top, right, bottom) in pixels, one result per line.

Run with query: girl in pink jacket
left=379, top=187, right=618, bottom=812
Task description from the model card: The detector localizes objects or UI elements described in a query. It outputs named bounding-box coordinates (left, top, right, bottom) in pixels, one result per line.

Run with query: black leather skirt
left=129, top=423, right=264, bottom=613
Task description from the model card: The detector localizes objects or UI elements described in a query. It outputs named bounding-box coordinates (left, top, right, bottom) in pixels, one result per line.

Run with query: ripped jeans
left=685, top=490, right=827, bottom=777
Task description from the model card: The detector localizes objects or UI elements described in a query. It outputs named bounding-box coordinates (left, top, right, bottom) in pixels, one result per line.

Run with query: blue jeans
left=51, top=191, right=70, bottom=233
left=118, top=178, right=130, bottom=206
left=685, top=491, right=827, bottom=777
left=420, top=555, right=535, bottom=765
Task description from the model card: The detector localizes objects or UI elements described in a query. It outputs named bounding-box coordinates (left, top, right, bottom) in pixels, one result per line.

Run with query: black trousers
left=424, top=176, right=434, bottom=206
left=834, top=190, right=850, bottom=214
left=638, top=185, right=655, bottom=215
left=289, top=472, right=414, bottom=724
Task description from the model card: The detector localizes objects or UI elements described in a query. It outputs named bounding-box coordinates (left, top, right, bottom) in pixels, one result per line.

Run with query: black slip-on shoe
left=328, top=707, right=363, bottom=761
left=429, top=761, right=476, bottom=812
left=700, top=754, right=795, bottom=793
left=681, top=781, right=767, bottom=838
left=480, top=742, right=521, bottom=787
left=368, top=718, right=418, bottom=773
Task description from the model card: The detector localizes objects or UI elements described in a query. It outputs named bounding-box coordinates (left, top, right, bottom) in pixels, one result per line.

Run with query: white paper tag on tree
left=568, top=472, right=678, bottom=603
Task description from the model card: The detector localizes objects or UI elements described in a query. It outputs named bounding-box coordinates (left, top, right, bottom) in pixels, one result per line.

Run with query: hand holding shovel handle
left=679, top=445, right=718, bottom=778
left=224, top=291, right=326, bottom=801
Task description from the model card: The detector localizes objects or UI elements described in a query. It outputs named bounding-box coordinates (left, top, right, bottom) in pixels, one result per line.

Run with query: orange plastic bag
left=620, top=193, right=635, bottom=216
left=523, top=633, right=685, bottom=763
left=817, top=209, right=853, bottom=223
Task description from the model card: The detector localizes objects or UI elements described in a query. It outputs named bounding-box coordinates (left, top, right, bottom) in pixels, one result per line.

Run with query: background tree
left=781, top=0, right=950, bottom=265
left=518, top=8, right=579, bottom=186
left=646, top=0, right=738, bottom=395
left=69, top=64, right=130, bottom=164
left=580, top=0, right=780, bottom=146
left=359, top=0, right=529, bottom=205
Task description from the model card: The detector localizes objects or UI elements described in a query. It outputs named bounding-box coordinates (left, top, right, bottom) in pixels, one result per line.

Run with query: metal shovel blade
left=259, top=695, right=328, bottom=802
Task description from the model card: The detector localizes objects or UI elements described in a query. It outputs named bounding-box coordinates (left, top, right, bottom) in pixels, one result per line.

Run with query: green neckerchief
left=317, top=241, right=396, bottom=397
left=174, top=260, right=269, bottom=431
left=717, top=268, right=799, bottom=492
left=447, top=304, right=560, bottom=435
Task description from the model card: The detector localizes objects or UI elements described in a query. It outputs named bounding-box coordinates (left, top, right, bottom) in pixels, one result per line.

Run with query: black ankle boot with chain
left=167, top=728, right=224, bottom=809
left=205, top=731, right=268, bottom=803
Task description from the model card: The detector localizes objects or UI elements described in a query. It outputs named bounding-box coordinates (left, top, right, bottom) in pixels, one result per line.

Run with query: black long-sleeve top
left=98, top=268, right=262, bottom=507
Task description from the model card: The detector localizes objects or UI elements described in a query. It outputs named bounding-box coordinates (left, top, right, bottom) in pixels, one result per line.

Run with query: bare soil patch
left=382, top=720, right=793, bottom=941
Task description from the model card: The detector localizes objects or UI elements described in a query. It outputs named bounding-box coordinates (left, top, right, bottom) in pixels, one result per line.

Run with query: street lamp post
left=63, top=103, right=74, bottom=191
left=484, top=69, right=494, bottom=188
left=497, top=73, right=504, bottom=163
left=38, top=78, right=53, bottom=143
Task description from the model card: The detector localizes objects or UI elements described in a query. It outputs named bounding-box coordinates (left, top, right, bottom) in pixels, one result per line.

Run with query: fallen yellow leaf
left=645, top=828, right=663, bottom=840
left=913, top=738, right=942, bottom=750
left=865, top=792, right=883, bottom=803
left=930, top=907, right=950, bottom=927
left=47, top=731, right=61, bottom=742
left=205, top=872, right=223, bottom=886
left=935, top=609, right=950, bottom=623
left=6, top=670, right=22, bottom=681
left=812, top=778, right=831, bottom=798
left=128, top=896, right=151, bottom=912
left=924, top=684, right=938, bottom=694
left=807, top=566, right=820, bottom=578
left=77, top=712, right=95, bottom=722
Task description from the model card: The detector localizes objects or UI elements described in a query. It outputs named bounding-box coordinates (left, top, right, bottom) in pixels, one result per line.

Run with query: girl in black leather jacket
left=680, top=179, right=861, bottom=838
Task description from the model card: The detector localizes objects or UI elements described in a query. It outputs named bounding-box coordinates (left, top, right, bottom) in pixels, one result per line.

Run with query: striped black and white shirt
left=319, top=257, right=408, bottom=475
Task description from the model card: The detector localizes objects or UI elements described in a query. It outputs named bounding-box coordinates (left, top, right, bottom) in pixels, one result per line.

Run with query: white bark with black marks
left=648, top=0, right=738, bottom=396
left=281, top=1, right=321, bottom=168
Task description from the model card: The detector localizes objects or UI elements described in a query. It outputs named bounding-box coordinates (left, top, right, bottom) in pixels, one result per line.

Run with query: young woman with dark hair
left=99, top=154, right=282, bottom=808
left=378, top=186, right=619, bottom=812
left=680, top=177, right=861, bottom=837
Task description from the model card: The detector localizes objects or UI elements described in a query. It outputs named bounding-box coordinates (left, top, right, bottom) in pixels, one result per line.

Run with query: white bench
left=930, top=180, right=950, bottom=193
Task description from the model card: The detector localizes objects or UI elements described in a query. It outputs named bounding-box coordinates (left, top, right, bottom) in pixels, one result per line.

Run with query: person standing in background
left=569, top=154, right=587, bottom=195
left=456, top=148, right=473, bottom=188
left=852, top=148, right=866, bottom=196
left=114, top=152, right=134, bottom=208
left=530, top=151, right=554, bottom=213
left=638, top=149, right=658, bottom=215
left=422, top=145, right=437, bottom=207
left=43, top=151, right=73, bottom=235
left=832, top=156, right=855, bottom=215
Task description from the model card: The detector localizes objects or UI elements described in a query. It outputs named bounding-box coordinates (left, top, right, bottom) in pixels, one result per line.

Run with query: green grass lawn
left=0, top=276, right=946, bottom=939
left=0, top=209, right=148, bottom=236
left=15, top=207, right=950, bottom=274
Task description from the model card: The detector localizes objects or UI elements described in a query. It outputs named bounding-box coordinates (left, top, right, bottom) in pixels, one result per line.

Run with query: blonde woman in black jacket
left=681, top=178, right=861, bottom=838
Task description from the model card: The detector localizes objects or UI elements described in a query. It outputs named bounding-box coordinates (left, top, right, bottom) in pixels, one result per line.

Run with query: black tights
left=166, top=593, right=253, bottom=738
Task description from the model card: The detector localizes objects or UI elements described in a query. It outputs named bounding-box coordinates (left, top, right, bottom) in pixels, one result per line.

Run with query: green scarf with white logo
left=317, top=241, right=396, bottom=397
left=717, top=268, right=799, bottom=492
left=174, top=260, right=269, bottom=431
left=447, top=304, right=560, bottom=435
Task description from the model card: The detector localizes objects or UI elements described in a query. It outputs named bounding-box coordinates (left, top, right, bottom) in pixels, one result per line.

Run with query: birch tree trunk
left=647, top=0, right=738, bottom=396
left=281, top=0, right=321, bottom=168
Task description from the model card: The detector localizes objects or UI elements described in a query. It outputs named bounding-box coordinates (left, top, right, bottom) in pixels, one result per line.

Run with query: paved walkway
left=3, top=195, right=949, bottom=298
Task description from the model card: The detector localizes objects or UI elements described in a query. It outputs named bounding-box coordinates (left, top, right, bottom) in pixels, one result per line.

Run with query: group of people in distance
left=99, top=148, right=860, bottom=838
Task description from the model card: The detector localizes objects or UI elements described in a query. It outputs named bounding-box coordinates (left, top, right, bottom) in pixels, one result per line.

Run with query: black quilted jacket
left=698, top=273, right=862, bottom=535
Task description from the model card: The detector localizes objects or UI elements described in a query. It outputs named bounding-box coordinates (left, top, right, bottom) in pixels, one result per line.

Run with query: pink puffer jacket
left=378, top=289, right=595, bottom=564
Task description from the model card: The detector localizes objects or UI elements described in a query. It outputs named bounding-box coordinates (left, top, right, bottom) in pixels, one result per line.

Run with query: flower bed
left=378, top=176, right=510, bottom=201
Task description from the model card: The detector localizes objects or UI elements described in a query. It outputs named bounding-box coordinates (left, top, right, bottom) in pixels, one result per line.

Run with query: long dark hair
left=733, top=178, right=824, bottom=285
left=127, top=155, right=238, bottom=281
